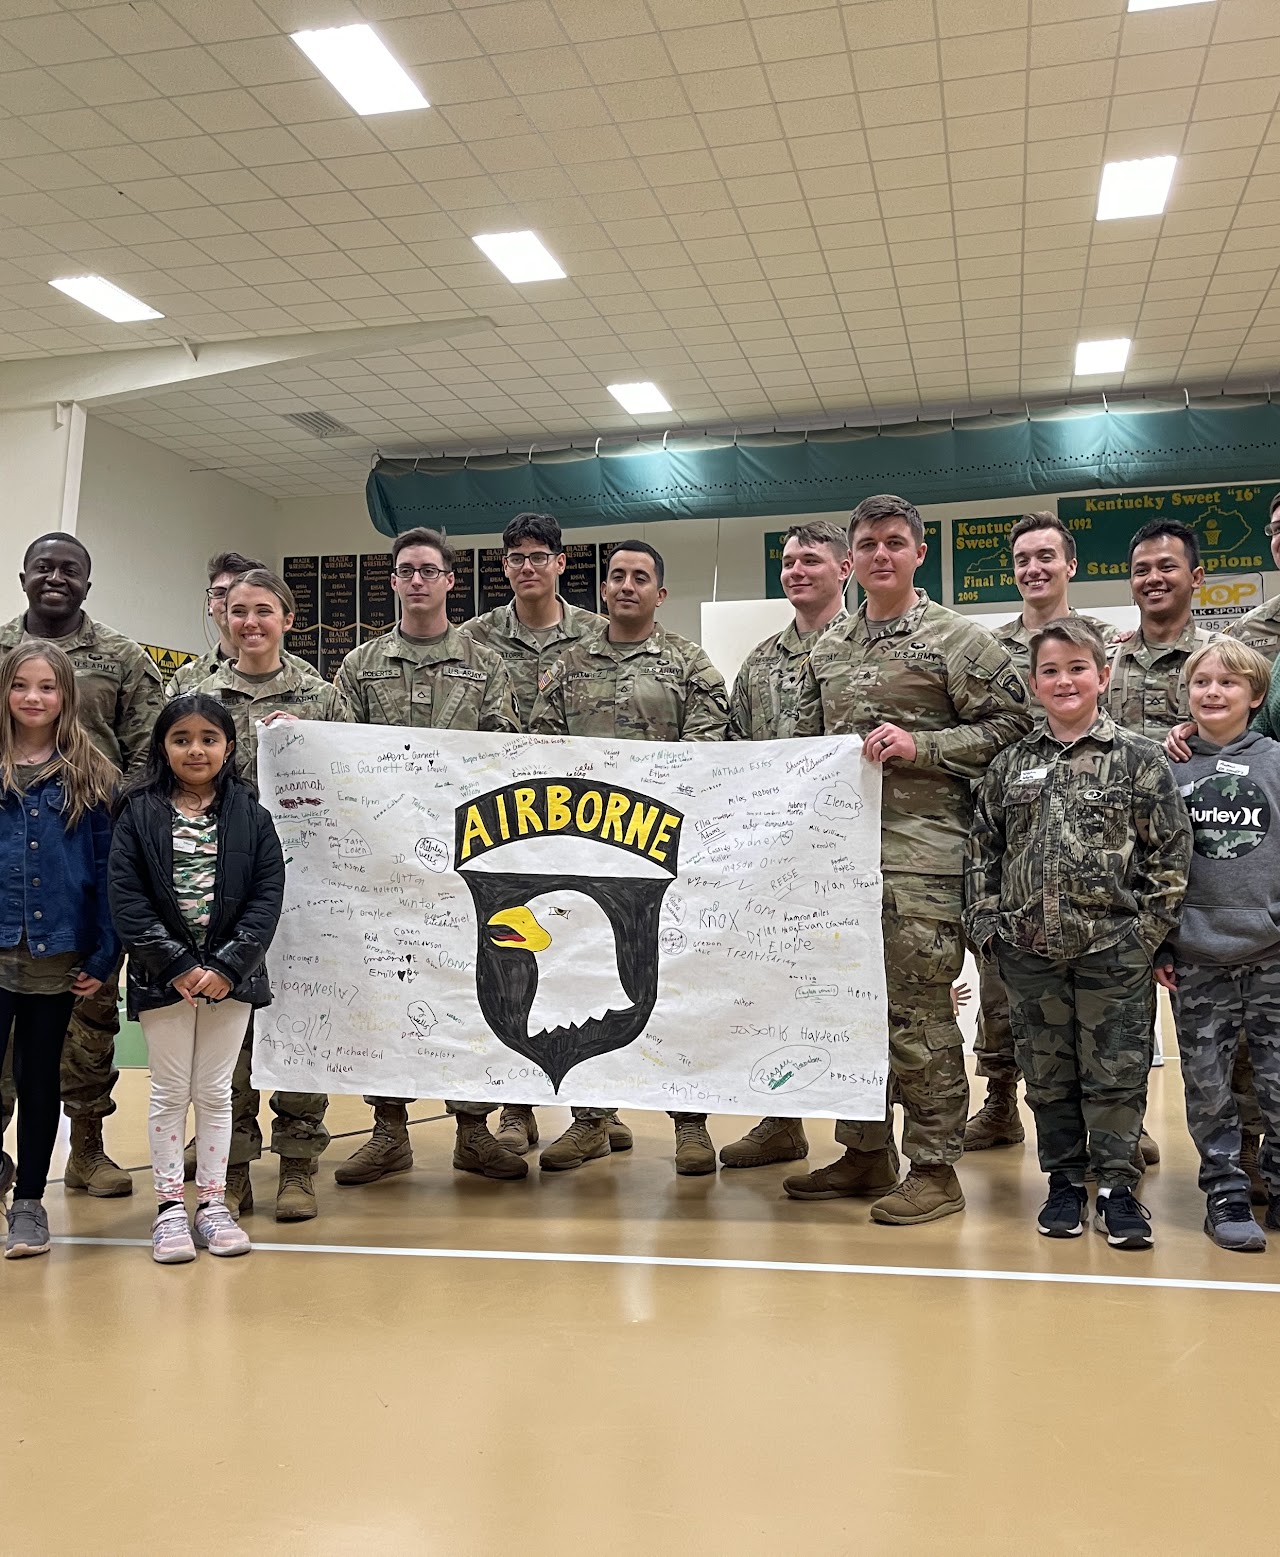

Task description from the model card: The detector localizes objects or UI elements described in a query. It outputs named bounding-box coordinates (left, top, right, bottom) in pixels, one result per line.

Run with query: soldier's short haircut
left=503, top=512, right=563, bottom=553
left=1128, top=518, right=1200, bottom=570
left=848, top=494, right=924, bottom=546
left=1185, top=637, right=1272, bottom=703
left=391, top=526, right=455, bottom=571
left=24, top=531, right=91, bottom=571
left=1009, top=511, right=1076, bottom=563
left=1029, top=616, right=1107, bottom=675
left=207, top=550, right=263, bottom=583
left=782, top=519, right=849, bottom=557
left=1269, top=490, right=1280, bottom=519
left=607, top=538, right=664, bottom=586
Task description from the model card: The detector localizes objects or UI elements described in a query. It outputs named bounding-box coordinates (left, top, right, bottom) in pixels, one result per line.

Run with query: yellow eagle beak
left=486, top=905, right=552, bottom=952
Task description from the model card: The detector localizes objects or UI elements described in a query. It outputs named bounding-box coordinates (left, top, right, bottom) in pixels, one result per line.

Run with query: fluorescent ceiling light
left=472, top=231, right=565, bottom=283
left=1097, top=155, right=1176, bottom=219
left=607, top=382, right=672, bottom=416
left=291, top=25, right=428, bottom=116
left=1127, top=1, right=1212, bottom=12
left=48, top=275, right=162, bottom=322
left=1075, top=338, right=1131, bottom=376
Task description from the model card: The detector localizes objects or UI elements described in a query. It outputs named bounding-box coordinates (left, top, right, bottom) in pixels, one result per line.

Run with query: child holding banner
left=109, top=694, right=285, bottom=1264
left=965, top=618, right=1191, bottom=1249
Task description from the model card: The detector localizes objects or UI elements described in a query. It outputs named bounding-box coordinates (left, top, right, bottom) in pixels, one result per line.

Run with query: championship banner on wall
left=253, top=724, right=888, bottom=1119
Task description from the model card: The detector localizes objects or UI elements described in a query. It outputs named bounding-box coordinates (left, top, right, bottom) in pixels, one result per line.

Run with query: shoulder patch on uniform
left=1000, top=671, right=1028, bottom=704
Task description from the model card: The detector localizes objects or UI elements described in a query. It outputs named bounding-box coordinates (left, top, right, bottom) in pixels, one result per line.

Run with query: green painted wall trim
left=366, top=397, right=1280, bottom=538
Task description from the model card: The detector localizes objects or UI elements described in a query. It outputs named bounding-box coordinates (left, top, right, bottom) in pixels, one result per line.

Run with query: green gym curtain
left=365, top=395, right=1280, bottom=537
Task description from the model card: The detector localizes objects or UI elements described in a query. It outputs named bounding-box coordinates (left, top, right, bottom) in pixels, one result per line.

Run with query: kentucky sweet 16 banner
left=253, top=724, right=888, bottom=1118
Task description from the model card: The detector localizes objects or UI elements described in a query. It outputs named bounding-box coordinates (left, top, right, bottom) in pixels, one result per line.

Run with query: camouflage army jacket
left=199, top=657, right=355, bottom=780
left=994, top=609, right=1118, bottom=683
left=529, top=621, right=730, bottom=742
left=0, top=611, right=163, bottom=776
left=791, top=590, right=1032, bottom=876
left=730, top=609, right=848, bottom=740
left=1226, top=594, right=1280, bottom=663
left=1103, top=619, right=1213, bottom=739
left=169, top=644, right=314, bottom=696
left=335, top=624, right=519, bottom=733
left=462, top=599, right=599, bottom=729
left=965, top=710, right=1191, bottom=962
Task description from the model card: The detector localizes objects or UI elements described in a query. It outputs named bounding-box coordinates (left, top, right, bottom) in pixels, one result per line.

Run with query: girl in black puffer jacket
left=109, top=694, right=284, bottom=1264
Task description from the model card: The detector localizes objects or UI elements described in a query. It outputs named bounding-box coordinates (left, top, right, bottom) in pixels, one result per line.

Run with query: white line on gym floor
left=49, top=1237, right=1280, bottom=1294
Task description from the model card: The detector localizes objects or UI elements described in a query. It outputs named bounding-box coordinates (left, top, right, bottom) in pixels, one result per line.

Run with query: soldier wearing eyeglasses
left=333, top=526, right=527, bottom=1188
left=461, top=510, right=607, bottom=1158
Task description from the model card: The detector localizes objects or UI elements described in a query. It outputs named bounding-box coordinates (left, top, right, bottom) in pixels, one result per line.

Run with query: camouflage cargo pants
left=974, top=949, right=1019, bottom=1084
left=836, top=873, right=968, bottom=1168
left=232, top=1021, right=329, bottom=1164
left=997, top=936, right=1153, bottom=1190
left=1170, top=960, right=1280, bottom=1200
left=0, top=962, right=121, bottom=1133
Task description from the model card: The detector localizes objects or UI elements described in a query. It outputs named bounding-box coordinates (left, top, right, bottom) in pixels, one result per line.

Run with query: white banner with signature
left=253, top=724, right=888, bottom=1118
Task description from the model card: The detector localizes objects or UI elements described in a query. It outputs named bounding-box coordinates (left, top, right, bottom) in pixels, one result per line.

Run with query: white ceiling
left=1, top=0, right=1278, bottom=496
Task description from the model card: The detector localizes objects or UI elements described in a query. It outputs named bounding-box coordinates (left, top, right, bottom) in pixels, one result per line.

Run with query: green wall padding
left=366, top=397, right=1280, bottom=538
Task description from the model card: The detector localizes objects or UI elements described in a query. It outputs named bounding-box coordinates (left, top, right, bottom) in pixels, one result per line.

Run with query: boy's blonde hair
left=1185, top=637, right=1271, bottom=703
left=1029, top=616, right=1107, bottom=675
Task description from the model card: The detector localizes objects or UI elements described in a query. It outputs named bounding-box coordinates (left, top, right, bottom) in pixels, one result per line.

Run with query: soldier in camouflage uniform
left=1223, top=491, right=1280, bottom=662
left=1157, top=636, right=1280, bottom=1249
left=969, top=513, right=1119, bottom=1154
left=1107, top=519, right=1214, bottom=1167
left=967, top=617, right=1190, bottom=1247
left=462, top=512, right=602, bottom=1155
left=0, top=532, right=163, bottom=1198
left=192, top=568, right=355, bottom=1222
left=333, top=527, right=530, bottom=1186
left=530, top=539, right=731, bottom=1174
left=169, top=550, right=314, bottom=696
left=784, top=495, right=1033, bottom=1225
left=719, top=519, right=851, bottom=1169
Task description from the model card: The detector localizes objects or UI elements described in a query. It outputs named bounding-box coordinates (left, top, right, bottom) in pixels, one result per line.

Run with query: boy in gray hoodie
left=1157, top=637, right=1280, bottom=1251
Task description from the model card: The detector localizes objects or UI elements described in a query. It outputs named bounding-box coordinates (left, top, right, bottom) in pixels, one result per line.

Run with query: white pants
left=141, top=999, right=251, bottom=1204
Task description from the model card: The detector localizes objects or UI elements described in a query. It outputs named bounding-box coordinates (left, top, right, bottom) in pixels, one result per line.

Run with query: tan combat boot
left=64, top=1118, right=133, bottom=1197
left=1138, top=1128, right=1160, bottom=1166
left=334, top=1104, right=413, bottom=1185
left=539, top=1117, right=610, bottom=1171
left=783, top=1140, right=900, bottom=1200
left=225, top=1163, right=253, bottom=1220
left=606, top=1111, right=633, bottom=1152
left=493, top=1105, right=539, bottom=1155
left=452, top=1115, right=529, bottom=1180
left=275, top=1158, right=318, bottom=1221
left=673, top=1117, right=716, bottom=1175
left=720, top=1116, right=809, bottom=1169
left=870, top=1164, right=965, bottom=1225
left=963, top=1080, right=1025, bottom=1151
left=1241, top=1134, right=1268, bottom=1206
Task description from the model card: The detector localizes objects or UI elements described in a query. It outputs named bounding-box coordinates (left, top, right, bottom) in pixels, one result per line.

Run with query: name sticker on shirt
left=1017, top=767, right=1048, bottom=783
left=173, top=836, right=198, bottom=855
left=1217, top=759, right=1250, bottom=776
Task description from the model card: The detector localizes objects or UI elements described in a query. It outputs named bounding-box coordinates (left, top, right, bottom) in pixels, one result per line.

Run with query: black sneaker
left=1093, top=1187, right=1153, bottom=1249
left=1037, top=1172, right=1087, bottom=1238
left=0, top=1148, right=13, bottom=1199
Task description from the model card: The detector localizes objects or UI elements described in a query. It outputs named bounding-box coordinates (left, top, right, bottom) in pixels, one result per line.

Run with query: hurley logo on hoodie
left=1182, top=772, right=1271, bottom=859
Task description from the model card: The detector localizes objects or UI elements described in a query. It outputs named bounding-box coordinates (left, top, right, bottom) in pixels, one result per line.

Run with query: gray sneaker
left=4, top=1198, right=50, bottom=1259
left=1204, top=1192, right=1266, bottom=1253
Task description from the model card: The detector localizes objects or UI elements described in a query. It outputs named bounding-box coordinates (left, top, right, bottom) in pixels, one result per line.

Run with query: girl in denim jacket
left=0, top=643, right=118, bottom=1259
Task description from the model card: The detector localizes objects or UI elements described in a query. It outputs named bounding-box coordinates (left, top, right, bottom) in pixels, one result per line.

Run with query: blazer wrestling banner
left=253, top=724, right=889, bottom=1119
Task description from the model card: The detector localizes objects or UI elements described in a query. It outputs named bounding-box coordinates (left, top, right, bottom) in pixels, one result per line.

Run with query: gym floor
left=6, top=1053, right=1278, bottom=1557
